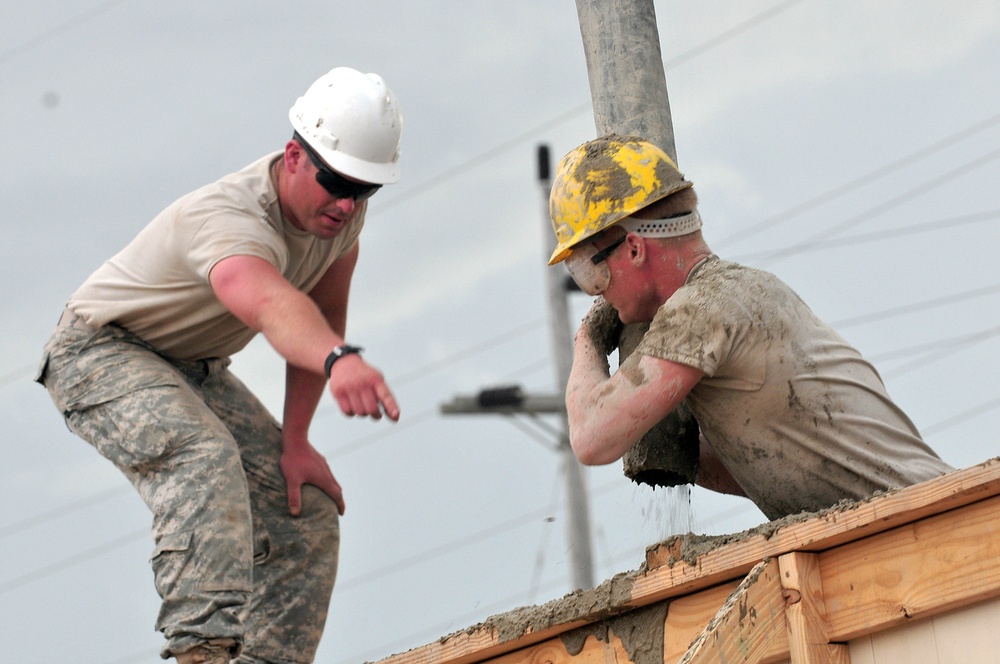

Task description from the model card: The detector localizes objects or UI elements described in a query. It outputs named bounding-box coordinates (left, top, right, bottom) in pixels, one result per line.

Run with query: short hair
left=643, top=186, right=698, bottom=218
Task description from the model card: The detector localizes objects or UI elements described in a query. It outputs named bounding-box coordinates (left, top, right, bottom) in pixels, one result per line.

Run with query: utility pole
left=439, top=146, right=595, bottom=592
left=539, top=144, right=595, bottom=592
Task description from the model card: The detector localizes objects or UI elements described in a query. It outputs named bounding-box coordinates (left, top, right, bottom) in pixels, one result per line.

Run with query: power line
left=876, top=325, right=1000, bottom=380
left=0, top=526, right=147, bottom=595
left=385, top=318, right=545, bottom=387
left=745, top=145, right=1000, bottom=266
left=0, top=364, right=35, bottom=390
left=337, top=473, right=577, bottom=594
left=0, top=484, right=129, bottom=540
left=831, top=281, right=1000, bottom=330
left=714, top=112, right=1000, bottom=250
left=0, top=0, right=132, bottom=66
left=661, top=0, right=810, bottom=71
left=922, top=395, right=1000, bottom=438
left=733, top=209, right=1000, bottom=258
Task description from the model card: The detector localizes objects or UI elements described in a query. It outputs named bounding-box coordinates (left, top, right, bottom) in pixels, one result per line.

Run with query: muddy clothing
left=636, top=256, right=953, bottom=520
left=37, top=153, right=357, bottom=661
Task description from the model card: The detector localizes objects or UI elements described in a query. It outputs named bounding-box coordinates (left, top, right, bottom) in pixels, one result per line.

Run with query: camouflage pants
left=38, top=316, right=339, bottom=663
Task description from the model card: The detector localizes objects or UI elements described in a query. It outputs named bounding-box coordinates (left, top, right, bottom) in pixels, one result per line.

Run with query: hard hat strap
left=619, top=210, right=701, bottom=238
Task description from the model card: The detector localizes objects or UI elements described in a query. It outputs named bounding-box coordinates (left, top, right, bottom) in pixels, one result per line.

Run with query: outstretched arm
left=209, top=243, right=398, bottom=419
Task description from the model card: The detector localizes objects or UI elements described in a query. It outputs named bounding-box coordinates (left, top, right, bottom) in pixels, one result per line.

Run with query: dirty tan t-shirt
left=67, top=152, right=365, bottom=360
left=636, top=256, right=953, bottom=519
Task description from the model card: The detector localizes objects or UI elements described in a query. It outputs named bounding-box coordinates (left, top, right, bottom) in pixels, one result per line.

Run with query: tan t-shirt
left=636, top=256, right=953, bottom=519
left=68, top=152, right=365, bottom=360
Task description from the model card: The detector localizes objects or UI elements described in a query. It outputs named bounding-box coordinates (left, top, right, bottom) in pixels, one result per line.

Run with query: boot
left=175, top=638, right=238, bottom=664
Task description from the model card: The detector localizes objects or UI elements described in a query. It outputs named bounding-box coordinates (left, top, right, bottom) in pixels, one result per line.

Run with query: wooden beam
left=676, top=559, right=789, bottom=664
left=779, top=553, right=850, bottom=664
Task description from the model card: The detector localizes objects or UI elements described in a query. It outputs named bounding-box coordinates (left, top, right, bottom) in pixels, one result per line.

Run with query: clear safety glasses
left=296, top=134, right=382, bottom=201
left=564, top=236, right=626, bottom=296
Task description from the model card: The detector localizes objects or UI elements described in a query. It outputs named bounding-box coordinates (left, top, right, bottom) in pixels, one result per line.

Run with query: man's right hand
left=328, top=354, right=400, bottom=421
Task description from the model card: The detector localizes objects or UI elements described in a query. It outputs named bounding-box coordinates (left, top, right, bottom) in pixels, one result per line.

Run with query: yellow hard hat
left=548, top=135, right=692, bottom=265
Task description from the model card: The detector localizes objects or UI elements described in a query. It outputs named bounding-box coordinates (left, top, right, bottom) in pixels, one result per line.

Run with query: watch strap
left=324, top=345, right=364, bottom=378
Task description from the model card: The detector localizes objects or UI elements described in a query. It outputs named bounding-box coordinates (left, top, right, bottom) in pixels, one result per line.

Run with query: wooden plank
left=677, top=559, right=789, bottom=664
left=820, top=493, right=1000, bottom=642
left=778, top=553, right=850, bottom=664
left=633, top=460, right=1000, bottom=606
left=664, top=581, right=740, bottom=662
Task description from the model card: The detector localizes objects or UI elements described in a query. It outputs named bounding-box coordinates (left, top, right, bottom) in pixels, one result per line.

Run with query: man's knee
left=297, top=485, right=340, bottom=547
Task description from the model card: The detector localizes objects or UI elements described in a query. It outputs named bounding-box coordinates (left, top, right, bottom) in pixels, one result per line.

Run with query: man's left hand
left=280, top=441, right=345, bottom=516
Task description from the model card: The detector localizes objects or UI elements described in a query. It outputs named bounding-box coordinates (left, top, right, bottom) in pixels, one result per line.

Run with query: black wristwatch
left=324, top=345, right=364, bottom=378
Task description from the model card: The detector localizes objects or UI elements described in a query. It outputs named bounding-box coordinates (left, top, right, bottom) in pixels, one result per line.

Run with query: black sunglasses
left=295, top=134, right=382, bottom=201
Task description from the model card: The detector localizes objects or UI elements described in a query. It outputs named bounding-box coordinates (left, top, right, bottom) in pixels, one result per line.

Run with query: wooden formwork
left=374, top=458, right=1000, bottom=664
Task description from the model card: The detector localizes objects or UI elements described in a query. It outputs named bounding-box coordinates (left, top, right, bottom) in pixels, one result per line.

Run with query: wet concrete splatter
left=559, top=600, right=669, bottom=664
left=461, top=570, right=639, bottom=644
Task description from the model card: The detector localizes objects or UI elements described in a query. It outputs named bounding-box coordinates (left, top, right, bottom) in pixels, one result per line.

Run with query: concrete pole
left=574, top=0, right=700, bottom=490
left=575, top=0, right=676, bottom=160
left=539, top=144, right=595, bottom=591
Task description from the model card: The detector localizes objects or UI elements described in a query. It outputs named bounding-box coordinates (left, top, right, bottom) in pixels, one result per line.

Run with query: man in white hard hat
left=549, top=134, right=953, bottom=521
left=37, top=67, right=402, bottom=663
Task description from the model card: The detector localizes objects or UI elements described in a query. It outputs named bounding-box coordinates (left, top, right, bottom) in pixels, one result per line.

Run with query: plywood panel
left=848, top=638, right=875, bottom=664
left=867, top=618, right=938, bottom=664
left=925, top=597, right=1000, bottom=664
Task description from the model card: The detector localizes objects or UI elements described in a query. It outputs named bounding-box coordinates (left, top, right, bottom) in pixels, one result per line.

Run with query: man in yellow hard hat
left=549, top=134, right=953, bottom=520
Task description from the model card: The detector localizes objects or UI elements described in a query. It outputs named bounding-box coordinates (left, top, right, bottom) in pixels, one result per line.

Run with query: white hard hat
left=289, top=67, right=403, bottom=184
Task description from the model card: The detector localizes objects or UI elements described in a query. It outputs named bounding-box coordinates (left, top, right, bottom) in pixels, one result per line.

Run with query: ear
left=284, top=139, right=305, bottom=174
left=624, top=232, right=647, bottom=266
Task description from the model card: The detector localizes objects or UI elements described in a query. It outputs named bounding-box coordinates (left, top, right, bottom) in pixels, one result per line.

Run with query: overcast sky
left=3, top=1, right=1000, bottom=663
